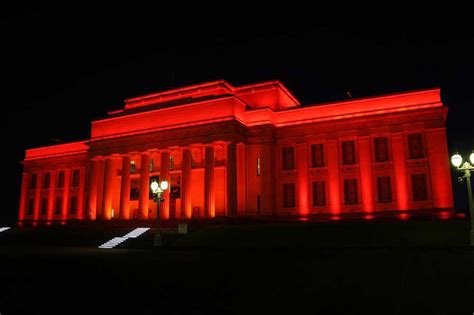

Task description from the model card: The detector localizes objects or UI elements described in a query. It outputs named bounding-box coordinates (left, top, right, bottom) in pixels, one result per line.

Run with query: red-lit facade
left=18, top=80, right=454, bottom=222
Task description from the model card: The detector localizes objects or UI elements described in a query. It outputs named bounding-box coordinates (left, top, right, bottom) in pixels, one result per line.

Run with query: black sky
left=2, top=4, right=473, bottom=222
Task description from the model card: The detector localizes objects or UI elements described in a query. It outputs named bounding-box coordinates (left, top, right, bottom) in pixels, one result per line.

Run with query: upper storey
left=90, top=80, right=444, bottom=141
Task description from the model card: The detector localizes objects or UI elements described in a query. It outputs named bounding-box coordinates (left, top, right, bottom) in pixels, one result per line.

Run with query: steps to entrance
left=98, top=227, right=150, bottom=249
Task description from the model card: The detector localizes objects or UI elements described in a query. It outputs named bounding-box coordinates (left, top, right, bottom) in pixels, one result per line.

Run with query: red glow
left=438, top=211, right=451, bottom=220
left=46, top=221, right=52, bottom=226
left=60, top=221, right=66, bottom=225
left=32, top=221, right=38, bottom=227
left=17, top=222, right=23, bottom=227
left=18, top=80, right=454, bottom=224
left=455, top=213, right=466, bottom=219
left=397, top=213, right=410, bottom=220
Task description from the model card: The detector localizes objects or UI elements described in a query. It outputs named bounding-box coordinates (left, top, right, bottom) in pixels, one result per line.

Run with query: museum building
left=18, top=80, right=454, bottom=222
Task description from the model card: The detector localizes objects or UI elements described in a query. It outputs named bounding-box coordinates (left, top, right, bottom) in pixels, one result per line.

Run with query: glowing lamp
left=150, top=180, right=159, bottom=193
left=470, top=152, right=474, bottom=165
left=160, top=180, right=169, bottom=191
left=451, top=153, right=462, bottom=168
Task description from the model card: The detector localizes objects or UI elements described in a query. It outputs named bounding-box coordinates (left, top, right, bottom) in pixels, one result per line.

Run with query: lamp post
left=451, top=151, right=474, bottom=246
left=150, top=179, right=169, bottom=247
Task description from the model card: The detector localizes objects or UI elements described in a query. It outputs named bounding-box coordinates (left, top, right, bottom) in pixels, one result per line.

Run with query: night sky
left=3, top=4, right=473, bottom=222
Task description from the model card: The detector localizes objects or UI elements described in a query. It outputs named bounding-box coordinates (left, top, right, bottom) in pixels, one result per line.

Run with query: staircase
left=98, top=227, right=150, bottom=249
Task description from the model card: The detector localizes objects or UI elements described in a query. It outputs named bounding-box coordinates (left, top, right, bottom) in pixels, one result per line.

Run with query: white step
left=0, top=227, right=10, bottom=233
left=98, top=227, right=150, bottom=249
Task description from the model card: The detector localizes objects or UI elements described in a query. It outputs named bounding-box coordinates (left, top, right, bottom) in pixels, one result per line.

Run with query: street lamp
left=451, top=151, right=474, bottom=246
left=150, top=179, right=169, bottom=247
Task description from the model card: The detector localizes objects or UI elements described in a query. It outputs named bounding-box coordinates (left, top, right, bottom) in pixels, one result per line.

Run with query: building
left=18, top=80, right=454, bottom=222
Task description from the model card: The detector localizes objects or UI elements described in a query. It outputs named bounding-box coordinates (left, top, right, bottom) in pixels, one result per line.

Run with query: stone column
left=77, top=167, right=86, bottom=220
left=96, top=159, right=105, bottom=219
left=139, top=153, right=150, bottom=220
left=18, top=173, right=29, bottom=221
left=181, top=148, right=193, bottom=219
left=296, top=143, right=309, bottom=216
left=61, top=170, right=71, bottom=221
left=47, top=171, right=57, bottom=220
left=358, top=136, right=374, bottom=213
left=425, top=128, right=454, bottom=209
left=33, top=172, right=43, bottom=221
left=87, top=159, right=99, bottom=220
left=120, top=155, right=131, bottom=220
left=102, top=157, right=115, bottom=220
left=226, top=142, right=237, bottom=216
left=204, top=146, right=215, bottom=217
left=160, top=151, right=170, bottom=219
left=391, top=133, right=409, bottom=211
left=326, top=140, right=341, bottom=215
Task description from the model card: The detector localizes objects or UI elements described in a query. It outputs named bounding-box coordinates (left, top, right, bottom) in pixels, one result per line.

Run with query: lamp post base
left=154, top=233, right=162, bottom=247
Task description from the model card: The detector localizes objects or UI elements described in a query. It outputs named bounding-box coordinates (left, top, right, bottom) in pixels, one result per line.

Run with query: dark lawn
left=0, top=219, right=473, bottom=314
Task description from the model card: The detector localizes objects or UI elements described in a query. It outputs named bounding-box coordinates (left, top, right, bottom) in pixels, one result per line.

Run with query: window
left=312, top=181, right=326, bottom=206
left=41, top=198, right=48, bottom=215
left=311, top=144, right=324, bottom=167
left=344, top=179, right=358, bottom=204
left=57, top=171, right=65, bottom=188
left=377, top=176, right=392, bottom=202
left=374, top=137, right=389, bottom=162
left=283, top=183, right=295, bottom=207
left=30, top=174, right=37, bottom=189
left=72, top=170, right=80, bottom=187
left=149, top=159, right=154, bottom=172
left=408, top=133, right=425, bottom=159
left=130, top=179, right=140, bottom=200
left=130, top=161, right=136, bottom=174
left=69, top=196, right=78, bottom=214
left=412, top=174, right=428, bottom=201
left=342, top=141, right=356, bottom=165
left=43, top=172, right=51, bottom=189
left=55, top=197, right=62, bottom=215
left=28, top=198, right=35, bottom=215
left=257, top=157, right=261, bottom=176
left=282, top=147, right=294, bottom=170
left=169, top=156, right=174, bottom=170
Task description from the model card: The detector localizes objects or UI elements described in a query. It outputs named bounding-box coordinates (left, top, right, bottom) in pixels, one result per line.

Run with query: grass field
left=1, top=218, right=473, bottom=314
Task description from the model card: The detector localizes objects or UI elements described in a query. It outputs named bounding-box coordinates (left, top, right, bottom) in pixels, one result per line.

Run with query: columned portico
left=160, top=150, right=170, bottom=219
left=120, top=155, right=131, bottom=220
left=226, top=142, right=238, bottom=216
left=204, top=145, right=215, bottom=217
left=87, top=159, right=99, bottom=220
left=181, top=148, right=193, bottom=219
left=139, top=153, right=150, bottom=219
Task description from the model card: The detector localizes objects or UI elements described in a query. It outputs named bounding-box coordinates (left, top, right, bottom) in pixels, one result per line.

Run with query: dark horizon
left=3, top=4, right=473, bottom=222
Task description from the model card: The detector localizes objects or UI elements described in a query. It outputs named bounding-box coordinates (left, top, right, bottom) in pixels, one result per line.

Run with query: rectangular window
left=55, top=197, right=62, bottom=215
left=282, top=147, right=294, bottom=170
left=69, top=196, right=78, bottom=214
left=283, top=183, right=295, bottom=207
left=412, top=174, right=428, bottom=201
left=130, top=179, right=140, bottom=200
left=408, top=133, right=425, bottom=159
left=149, top=159, right=154, bottom=172
left=377, top=176, right=392, bottom=202
left=169, top=156, right=174, bottom=170
left=30, top=174, right=37, bottom=189
left=43, top=172, right=51, bottom=189
left=311, top=144, right=324, bottom=167
left=57, top=171, right=65, bottom=188
left=312, top=181, right=326, bottom=206
left=374, top=137, right=389, bottom=162
left=28, top=198, right=35, bottom=215
left=72, top=169, right=80, bottom=187
left=41, top=198, right=48, bottom=215
left=344, top=179, right=358, bottom=204
left=130, top=161, right=136, bottom=174
left=342, top=141, right=356, bottom=165
left=257, top=157, right=261, bottom=176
